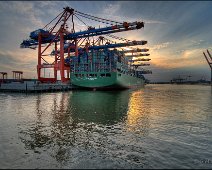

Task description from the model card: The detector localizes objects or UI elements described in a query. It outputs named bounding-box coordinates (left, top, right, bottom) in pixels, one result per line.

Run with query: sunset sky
left=0, top=1, right=212, bottom=82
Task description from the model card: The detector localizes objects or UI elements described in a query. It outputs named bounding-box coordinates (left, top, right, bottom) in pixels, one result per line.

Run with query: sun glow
left=126, top=91, right=150, bottom=136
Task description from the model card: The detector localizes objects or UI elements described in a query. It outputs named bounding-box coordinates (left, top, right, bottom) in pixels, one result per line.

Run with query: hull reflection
left=69, top=90, right=130, bottom=125
left=18, top=90, right=131, bottom=165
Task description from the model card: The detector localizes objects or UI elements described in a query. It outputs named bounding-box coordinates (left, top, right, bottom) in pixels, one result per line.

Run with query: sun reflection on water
left=126, top=90, right=150, bottom=137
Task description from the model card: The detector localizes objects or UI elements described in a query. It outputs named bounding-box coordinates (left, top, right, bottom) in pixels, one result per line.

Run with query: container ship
left=69, top=42, right=152, bottom=90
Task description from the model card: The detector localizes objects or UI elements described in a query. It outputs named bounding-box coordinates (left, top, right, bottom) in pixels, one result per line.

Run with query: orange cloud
left=150, top=42, right=172, bottom=50
left=150, top=47, right=207, bottom=69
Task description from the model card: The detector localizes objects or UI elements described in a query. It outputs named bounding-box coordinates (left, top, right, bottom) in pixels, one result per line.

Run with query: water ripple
left=0, top=84, right=211, bottom=169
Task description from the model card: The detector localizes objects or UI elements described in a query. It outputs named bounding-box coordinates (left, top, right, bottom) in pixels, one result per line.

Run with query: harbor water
left=0, top=84, right=211, bottom=169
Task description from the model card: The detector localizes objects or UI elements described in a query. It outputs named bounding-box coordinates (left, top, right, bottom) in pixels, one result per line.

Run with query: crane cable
left=75, top=10, right=122, bottom=25
left=71, top=14, right=75, bottom=33
left=104, top=37, right=117, bottom=44
left=105, top=34, right=140, bottom=51
left=43, top=10, right=64, bottom=30
left=106, top=34, right=130, bottom=42
left=75, top=13, right=113, bottom=25
left=74, top=14, right=89, bottom=27
left=74, top=10, right=138, bottom=51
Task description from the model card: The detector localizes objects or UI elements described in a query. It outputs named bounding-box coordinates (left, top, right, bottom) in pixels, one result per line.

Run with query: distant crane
left=170, top=75, right=186, bottom=84
left=0, top=72, right=7, bottom=83
left=186, top=75, right=192, bottom=82
left=203, top=49, right=212, bottom=85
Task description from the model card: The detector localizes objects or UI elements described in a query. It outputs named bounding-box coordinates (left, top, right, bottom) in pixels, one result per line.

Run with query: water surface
left=0, top=84, right=211, bottom=169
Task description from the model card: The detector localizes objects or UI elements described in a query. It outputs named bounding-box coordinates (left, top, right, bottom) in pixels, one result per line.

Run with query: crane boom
left=66, top=21, right=144, bottom=39
left=128, top=58, right=151, bottom=62
left=21, top=21, right=144, bottom=48
left=131, top=63, right=150, bottom=66
left=122, top=48, right=149, bottom=53
left=125, top=53, right=150, bottom=57
left=51, top=40, right=147, bottom=55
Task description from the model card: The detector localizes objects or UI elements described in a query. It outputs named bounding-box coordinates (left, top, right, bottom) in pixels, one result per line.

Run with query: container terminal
left=0, top=6, right=153, bottom=92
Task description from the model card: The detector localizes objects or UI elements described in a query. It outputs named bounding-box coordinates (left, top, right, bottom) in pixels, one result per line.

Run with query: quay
left=0, top=80, right=78, bottom=93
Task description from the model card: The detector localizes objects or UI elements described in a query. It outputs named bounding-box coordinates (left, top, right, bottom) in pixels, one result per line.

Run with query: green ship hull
left=71, top=71, right=145, bottom=89
left=69, top=48, right=150, bottom=90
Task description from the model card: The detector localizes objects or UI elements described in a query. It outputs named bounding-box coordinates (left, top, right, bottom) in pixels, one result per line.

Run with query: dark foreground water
left=0, top=84, right=211, bottom=169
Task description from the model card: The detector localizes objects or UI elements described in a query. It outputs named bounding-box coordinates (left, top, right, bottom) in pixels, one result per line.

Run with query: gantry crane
left=20, top=6, right=151, bottom=83
left=203, top=49, right=212, bottom=84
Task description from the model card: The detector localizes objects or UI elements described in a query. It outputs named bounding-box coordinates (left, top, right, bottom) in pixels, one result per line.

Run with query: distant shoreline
left=148, top=82, right=211, bottom=85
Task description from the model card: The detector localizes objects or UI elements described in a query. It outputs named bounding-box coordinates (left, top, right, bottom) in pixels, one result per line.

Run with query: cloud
left=0, top=48, right=55, bottom=78
left=145, top=20, right=166, bottom=24
left=103, top=3, right=121, bottom=16
left=150, top=46, right=207, bottom=70
left=0, top=2, right=44, bottom=27
left=150, top=42, right=173, bottom=50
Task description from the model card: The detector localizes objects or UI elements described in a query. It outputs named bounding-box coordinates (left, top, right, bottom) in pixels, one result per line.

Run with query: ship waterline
left=70, top=71, right=145, bottom=89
